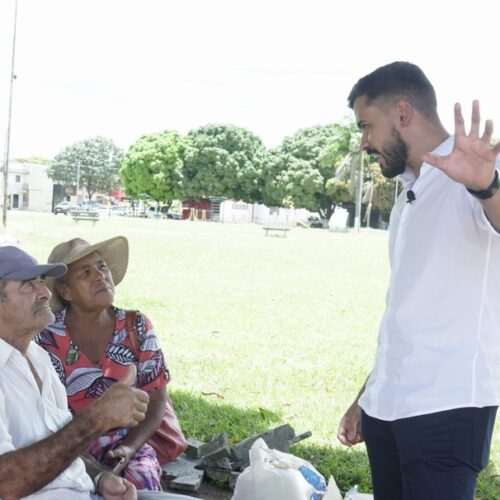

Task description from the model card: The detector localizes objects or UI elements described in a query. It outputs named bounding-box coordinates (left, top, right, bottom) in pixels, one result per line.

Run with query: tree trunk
left=325, top=203, right=336, bottom=222
left=364, top=182, right=374, bottom=227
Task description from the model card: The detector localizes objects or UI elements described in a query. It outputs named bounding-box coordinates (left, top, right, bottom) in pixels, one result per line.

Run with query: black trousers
left=361, top=406, right=497, bottom=500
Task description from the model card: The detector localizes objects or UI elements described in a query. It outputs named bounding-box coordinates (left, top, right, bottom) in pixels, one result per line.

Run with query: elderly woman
left=35, top=236, right=182, bottom=492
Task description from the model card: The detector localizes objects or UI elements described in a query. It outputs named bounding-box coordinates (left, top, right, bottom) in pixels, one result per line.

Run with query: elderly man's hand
left=90, top=365, right=149, bottom=432
left=97, top=471, right=137, bottom=500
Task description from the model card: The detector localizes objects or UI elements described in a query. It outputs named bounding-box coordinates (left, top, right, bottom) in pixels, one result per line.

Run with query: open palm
left=423, top=101, right=500, bottom=191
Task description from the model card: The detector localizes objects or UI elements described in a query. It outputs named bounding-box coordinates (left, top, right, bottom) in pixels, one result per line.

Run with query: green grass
left=4, top=211, right=499, bottom=496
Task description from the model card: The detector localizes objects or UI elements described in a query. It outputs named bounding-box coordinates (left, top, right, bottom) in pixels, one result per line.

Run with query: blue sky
left=0, top=0, right=498, bottom=159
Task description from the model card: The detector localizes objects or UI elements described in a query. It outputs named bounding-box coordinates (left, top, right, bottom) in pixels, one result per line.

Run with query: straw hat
left=47, top=236, right=128, bottom=310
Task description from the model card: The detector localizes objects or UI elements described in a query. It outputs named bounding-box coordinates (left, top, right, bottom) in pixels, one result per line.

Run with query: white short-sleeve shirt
left=0, top=338, right=93, bottom=499
left=359, top=137, right=500, bottom=421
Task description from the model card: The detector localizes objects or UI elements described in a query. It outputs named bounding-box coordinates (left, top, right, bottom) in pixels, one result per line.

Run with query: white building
left=0, top=161, right=54, bottom=212
left=219, top=200, right=312, bottom=225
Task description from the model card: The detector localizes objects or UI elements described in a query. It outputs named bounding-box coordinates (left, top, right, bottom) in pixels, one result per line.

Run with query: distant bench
left=71, top=210, right=99, bottom=224
left=262, top=225, right=290, bottom=237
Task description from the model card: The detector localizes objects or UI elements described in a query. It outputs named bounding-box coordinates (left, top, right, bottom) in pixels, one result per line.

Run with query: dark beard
left=369, top=128, right=409, bottom=179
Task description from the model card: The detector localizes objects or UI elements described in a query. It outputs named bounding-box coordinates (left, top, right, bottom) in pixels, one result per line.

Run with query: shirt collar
left=0, top=337, right=17, bottom=368
left=0, top=338, right=46, bottom=369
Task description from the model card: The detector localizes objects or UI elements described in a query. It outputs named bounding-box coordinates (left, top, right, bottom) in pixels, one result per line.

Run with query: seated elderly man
left=0, top=246, right=198, bottom=500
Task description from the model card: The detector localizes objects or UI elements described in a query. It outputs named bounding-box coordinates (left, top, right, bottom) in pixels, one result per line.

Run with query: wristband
left=466, top=170, right=499, bottom=200
left=93, top=471, right=107, bottom=492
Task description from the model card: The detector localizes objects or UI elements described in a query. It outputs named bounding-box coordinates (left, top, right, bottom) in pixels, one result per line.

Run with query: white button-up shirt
left=0, top=338, right=93, bottom=499
left=359, top=137, right=500, bottom=421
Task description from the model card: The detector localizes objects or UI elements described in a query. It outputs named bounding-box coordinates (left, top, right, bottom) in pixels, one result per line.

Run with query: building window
left=15, top=175, right=21, bottom=183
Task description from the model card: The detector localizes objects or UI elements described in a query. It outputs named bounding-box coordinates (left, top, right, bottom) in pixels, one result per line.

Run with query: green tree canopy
left=48, top=136, right=123, bottom=201
left=364, top=163, right=398, bottom=213
left=182, top=124, right=266, bottom=202
left=13, top=156, right=51, bottom=165
left=262, top=121, right=358, bottom=220
left=120, top=130, right=187, bottom=206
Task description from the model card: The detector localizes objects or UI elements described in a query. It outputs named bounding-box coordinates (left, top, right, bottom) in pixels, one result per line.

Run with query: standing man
left=0, top=246, right=197, bottom=500
left=337, top=61, right=500, bottom=499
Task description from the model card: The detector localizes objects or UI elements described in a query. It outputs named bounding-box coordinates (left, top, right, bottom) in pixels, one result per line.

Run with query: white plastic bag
left=232, top=438, right=327, bottom=500
left=343, top=486, right=374, bottom=499
left=323, top=477, right=343, bottom=500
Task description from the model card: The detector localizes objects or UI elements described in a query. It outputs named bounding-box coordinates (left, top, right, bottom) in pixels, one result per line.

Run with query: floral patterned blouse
left=35, top=308, right=169, bottom=415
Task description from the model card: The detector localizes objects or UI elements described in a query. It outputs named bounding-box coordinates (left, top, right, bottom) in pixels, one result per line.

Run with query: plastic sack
left=343, top=486, right=373, bottom=499
left=323, top=477, right=342, bottom=500
left=232, top=438, right=327, bottom=500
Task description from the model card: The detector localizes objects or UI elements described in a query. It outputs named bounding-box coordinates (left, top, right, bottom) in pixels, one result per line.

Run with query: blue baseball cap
left=0, top=246, right=67, bottom=281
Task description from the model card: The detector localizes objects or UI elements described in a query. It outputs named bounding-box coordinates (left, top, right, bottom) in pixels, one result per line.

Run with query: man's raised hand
left=422, top=100, right=500, bottom=191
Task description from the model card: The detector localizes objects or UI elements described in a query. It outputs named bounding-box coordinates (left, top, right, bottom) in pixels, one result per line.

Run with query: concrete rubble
left=161, top=424, right=312, bottom=493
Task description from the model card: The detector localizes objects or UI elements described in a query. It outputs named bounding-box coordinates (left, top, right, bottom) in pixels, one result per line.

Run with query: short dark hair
left=347, top=61, right=438, bottom=120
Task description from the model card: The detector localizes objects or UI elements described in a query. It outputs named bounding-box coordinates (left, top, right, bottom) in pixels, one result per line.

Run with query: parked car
left=110, top=205, right=127, bottom=216
left=166, top=210, right=182, bottom=220
left=80, top=202, right=108, bottom=213
left=147, top=205, right=182, bottom=219
left=307, top=215, right=324, bottom=228
left=53, top=201, right=76, bottom=215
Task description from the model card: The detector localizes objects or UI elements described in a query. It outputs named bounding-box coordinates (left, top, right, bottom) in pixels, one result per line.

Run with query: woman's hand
left=107, top=445, right=135, bottom=474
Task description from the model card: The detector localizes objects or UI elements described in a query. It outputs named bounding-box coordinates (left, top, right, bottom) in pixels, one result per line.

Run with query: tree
left=364, top=163, right=399, bottom=218
left=48, top=136, right=123, bottom=201
left=120, top=130, right=187, bottom=207
left=13, top=156, right=51, bottom=165
left=262, top=121, right=357, bottom=220
left=262, top=120, right=399, bottom=224
left=323, top=128, right=397, bottom=226
left=182, top=124, right=266, bottom=202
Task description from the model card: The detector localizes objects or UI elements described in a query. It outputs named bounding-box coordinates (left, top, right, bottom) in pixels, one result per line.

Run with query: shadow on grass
left=171, top=390, right=500, bottom=498
left=476, top=463, right=500, bottom=500
left=170, top=389, right=370, bottom=495
left=293, top=442, right=372, bottom=494
left=171, top=389, right=282, bottom=444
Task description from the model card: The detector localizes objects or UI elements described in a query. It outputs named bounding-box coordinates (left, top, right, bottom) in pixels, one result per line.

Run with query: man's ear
left=394, top=99, right=414, bottom=127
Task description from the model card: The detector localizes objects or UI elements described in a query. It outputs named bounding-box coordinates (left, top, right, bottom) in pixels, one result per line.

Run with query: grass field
left=3, top=211, right=499, bottom=497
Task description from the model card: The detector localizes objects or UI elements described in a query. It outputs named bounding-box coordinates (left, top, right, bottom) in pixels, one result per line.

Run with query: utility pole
left=76, top=160, right=81, bottom=204
left=354, top=151, right=364, bottom=232
left=2, top=0, right=19, bottom=227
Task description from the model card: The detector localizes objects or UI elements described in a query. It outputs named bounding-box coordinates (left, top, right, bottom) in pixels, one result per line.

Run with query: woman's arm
left=106, top=386, right=167, bottom=471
